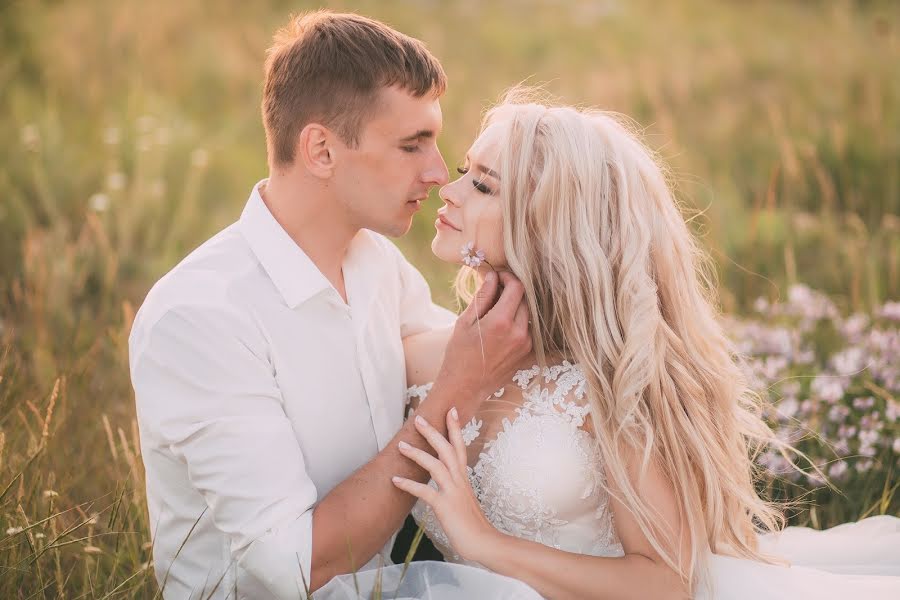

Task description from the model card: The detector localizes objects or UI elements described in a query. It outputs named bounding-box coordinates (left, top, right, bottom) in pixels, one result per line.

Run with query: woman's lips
left=436, top=213, right=462, bottom=231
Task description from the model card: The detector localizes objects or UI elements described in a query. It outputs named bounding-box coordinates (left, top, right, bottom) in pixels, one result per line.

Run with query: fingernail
left=415, top=415, right=427, bottom=427
left=399, top=441, right=411, bottom=451
left=392, top=476, right=402, bottom=484
left=486, top=271, right=496, bottom=283
left=450, top=407, right=459, bottom=421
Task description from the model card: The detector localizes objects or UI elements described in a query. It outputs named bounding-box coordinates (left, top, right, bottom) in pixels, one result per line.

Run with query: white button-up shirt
left=129, top=180, right=455, bottom=600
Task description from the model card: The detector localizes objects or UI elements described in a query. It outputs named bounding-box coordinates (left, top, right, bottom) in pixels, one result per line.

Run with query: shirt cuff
left=237, top=509, right=315, bottom=599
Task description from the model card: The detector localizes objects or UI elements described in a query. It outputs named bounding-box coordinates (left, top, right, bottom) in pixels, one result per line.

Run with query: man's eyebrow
left=399, top=129, right=435, bottom=142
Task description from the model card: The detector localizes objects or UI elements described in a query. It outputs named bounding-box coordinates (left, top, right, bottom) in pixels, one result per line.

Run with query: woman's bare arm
left=471, top=451, right=692, bottom=600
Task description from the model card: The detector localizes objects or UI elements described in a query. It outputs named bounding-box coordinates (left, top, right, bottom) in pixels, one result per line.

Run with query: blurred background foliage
left=0, top=0, right=898, bottom=596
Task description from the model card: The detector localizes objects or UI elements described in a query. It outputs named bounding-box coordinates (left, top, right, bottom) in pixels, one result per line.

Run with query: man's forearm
left=308, top=377, right=480, bottom=590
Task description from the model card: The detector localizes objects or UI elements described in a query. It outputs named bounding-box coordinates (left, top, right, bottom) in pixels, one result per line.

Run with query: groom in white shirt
left=128, top=10, right=531, bottom=600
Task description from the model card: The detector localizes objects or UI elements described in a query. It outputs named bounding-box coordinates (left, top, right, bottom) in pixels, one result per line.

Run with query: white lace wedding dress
left=318, top=361, right=900, bottom=599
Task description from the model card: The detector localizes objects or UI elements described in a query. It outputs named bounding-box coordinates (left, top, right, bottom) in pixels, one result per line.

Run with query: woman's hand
left=392, top=408, right=498, bottom=562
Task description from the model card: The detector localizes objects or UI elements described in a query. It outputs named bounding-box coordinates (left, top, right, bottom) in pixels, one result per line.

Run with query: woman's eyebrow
left=464, top=153, right=501, bottom=180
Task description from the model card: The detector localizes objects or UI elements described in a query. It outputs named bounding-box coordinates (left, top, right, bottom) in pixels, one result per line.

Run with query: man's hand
left=436, top=271, right=532, bottom=420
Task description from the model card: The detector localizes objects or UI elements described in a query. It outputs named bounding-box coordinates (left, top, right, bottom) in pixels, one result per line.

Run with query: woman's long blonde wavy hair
left=456, top=87, right=787, bottom=591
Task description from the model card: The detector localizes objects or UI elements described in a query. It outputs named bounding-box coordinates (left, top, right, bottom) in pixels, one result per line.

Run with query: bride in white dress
left=318, top=88, right=900, bottom=599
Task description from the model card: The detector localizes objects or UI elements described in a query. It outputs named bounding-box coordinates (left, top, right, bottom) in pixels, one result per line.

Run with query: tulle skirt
left=317, top=516, right=900, bottom=599
left=698, top=515, right=900, bottom=599
left=315, top=560, right=543, bottom=599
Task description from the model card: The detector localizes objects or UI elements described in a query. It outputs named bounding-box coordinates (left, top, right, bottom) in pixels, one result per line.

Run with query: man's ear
left=297, top=123, right=336, bottom=178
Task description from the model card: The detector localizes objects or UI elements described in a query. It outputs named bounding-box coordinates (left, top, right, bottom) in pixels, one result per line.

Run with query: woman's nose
left=438, top=183, right=461, bottom=207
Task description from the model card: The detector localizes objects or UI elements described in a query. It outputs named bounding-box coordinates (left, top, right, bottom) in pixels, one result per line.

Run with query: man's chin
left=371, top=217, right=414, bottom=238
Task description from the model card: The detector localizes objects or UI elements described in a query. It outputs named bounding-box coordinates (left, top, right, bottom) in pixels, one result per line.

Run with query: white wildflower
left=886, top=400, right=899, bottom=422
left=833, top=439, right=850, bottom=456
left=841, top=313, right=869, bottom=340
left=5, top=527, right=23, bottom=535
left=753, top=297, right=769, bottom=314
left=852, top=396, right=876, bottom=411
left=880, top=301, right=900, bottom=321
left=460, top=241, right=486, bottom=268
left=106, top=172, right=127, bottom=191
left=828, top=405, right=850, bottom=423
left=828, top=460, right=848, bottom=479
left=21, top=124, right=40, bottom=151
left=806, top=472, right=826, bottom=487
left=811, top=375, right=847, bottom=403
left=775, top=397, right=799, bottom=420
left=89, top=193, right=111, bottom=212
left=831, top=347, right=866, bottom=375
left=795, top=349, right=815, bottom=365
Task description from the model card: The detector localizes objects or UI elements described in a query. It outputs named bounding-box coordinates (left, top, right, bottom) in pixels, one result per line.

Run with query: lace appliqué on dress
left=407, top=361, right=624, bottom=563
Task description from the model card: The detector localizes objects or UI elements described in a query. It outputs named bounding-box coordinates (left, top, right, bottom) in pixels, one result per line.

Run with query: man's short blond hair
left=262, top=10, right=447, bottom=167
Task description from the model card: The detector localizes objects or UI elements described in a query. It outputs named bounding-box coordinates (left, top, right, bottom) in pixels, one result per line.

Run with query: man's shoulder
left=131, top=224, right=265, bottom=339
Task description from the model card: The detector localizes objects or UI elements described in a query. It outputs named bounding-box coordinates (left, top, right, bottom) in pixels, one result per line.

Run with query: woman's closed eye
left=456, top=166, right=493, bottom=195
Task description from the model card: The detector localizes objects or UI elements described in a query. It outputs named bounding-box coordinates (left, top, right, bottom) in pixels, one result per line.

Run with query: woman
left=319, top=88, right=900, bottom=599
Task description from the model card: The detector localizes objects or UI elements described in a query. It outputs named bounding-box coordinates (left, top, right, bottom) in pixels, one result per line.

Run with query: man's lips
left=436, top=212, right=462, bottom=231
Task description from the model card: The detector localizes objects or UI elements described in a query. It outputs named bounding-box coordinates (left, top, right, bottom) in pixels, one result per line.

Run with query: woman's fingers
left=446, top=407, right=468, bottom=475
left=413, top=415, right=459, bottom=473
left=399, top=441, right=452, bottom=488
left=392, top=476, right=438, bottom=504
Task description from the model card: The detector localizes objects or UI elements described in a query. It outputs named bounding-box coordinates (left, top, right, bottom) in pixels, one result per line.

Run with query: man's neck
left=261, top=172, right=357, bottom=299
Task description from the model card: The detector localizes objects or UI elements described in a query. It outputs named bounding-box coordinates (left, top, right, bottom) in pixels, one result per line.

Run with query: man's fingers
left=465, top=271, right=499, bottom=321
left=486, top=273, right=525, bottom=321
left=513, top=297, right=530, bottom=330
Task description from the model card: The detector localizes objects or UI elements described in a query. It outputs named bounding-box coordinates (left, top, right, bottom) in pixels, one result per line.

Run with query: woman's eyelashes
left=456, top=166, right=493, bottom=195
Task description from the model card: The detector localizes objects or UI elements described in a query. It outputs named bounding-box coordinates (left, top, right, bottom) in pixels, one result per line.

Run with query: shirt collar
left=238, top=180, right=387, bottom=311
left=238, top=179, right=334, bottom=308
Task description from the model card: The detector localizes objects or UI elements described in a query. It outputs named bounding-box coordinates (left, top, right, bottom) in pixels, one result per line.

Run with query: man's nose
left=422, top=148, right=449, bottom=187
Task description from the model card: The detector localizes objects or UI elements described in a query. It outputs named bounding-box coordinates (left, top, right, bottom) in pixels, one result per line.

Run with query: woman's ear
left=297, top=123, right=336, bottom=178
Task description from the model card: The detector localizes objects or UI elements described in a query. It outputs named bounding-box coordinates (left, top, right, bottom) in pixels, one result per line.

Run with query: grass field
left=1, top=0, right=898, bottom=597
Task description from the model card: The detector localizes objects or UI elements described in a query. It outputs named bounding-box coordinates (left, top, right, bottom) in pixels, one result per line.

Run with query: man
left=129, top=10, right=531, bottom=599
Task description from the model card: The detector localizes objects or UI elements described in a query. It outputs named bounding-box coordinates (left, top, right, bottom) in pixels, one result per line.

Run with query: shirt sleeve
left=391, top=246, right=457, bottom=338
left=130, top=306, right=317, bottom=599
